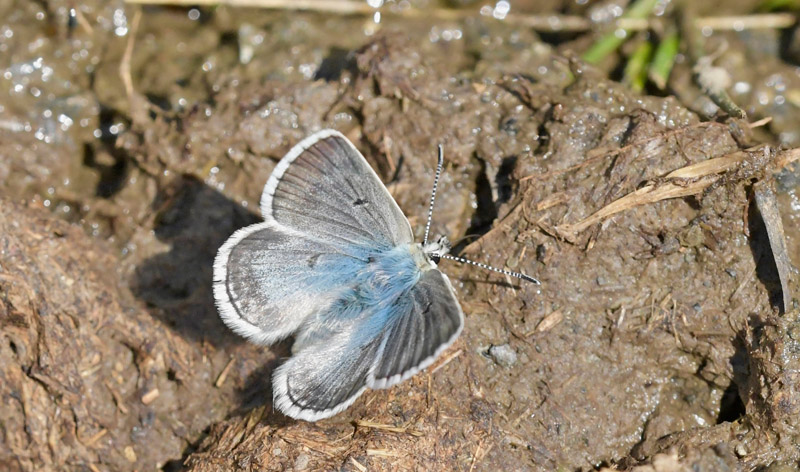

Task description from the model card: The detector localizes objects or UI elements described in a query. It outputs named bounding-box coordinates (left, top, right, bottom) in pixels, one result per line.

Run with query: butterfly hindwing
left=272, top=312, right=385, bottom=422
left=272, top=268, right=463, bottom=421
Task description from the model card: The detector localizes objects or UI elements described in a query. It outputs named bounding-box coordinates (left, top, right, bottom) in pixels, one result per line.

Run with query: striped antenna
left=423, top=144, right=444, bottom=246
left=441, top=254, right=541, bottom=284
left=427, top=144, right=539, bottom=285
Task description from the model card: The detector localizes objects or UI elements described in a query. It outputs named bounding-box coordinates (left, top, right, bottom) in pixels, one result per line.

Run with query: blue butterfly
left=213, top=130, right=538, bottom=421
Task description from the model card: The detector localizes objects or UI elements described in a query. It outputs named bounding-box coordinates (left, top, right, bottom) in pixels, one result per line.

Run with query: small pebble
left=123, top=446, right=137, bottom=463
left=488, top=344, right=517, bottom=368
left=294, top=452, right=310, bottom=471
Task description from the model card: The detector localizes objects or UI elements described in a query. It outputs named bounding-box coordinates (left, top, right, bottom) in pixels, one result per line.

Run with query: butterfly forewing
left=213, top=223, right=366, bottom=345
left=215, top=130, right=415, bottom=345
left=261, top=130, right=414, bottom=250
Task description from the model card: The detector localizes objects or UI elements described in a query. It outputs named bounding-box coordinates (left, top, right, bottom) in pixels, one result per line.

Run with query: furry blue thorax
left=353, top=244, right=427, bottom=307
left=290, top=244, right=427, bottom=353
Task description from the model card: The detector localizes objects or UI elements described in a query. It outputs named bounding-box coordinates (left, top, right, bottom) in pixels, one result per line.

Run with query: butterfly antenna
left=440, top=254, right=541, bottom=284
left=423, top=144, right=444, bottom=246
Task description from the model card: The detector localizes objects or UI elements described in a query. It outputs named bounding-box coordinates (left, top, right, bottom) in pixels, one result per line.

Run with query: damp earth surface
left=2, top=1, right=800, bottom=471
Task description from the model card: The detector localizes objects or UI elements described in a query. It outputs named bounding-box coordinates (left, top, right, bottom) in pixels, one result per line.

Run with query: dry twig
left=430, top=348, right=463, bottom=374
left=555, top=150, right=750, bottom=242
left=122, top=0, right=796, bottom=34
left=753, top=179, right=797, bottom=313
left=119, top=8, right=148, bottom=125
left=354, top=420, right=424, bottom=436
left=366, top=448, right=402, bottom=458
left=215, top=357, right=236, bottom=387
left=525, top=309, right=564, bottom=336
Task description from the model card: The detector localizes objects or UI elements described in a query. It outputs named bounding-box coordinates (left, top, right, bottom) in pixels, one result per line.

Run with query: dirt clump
left=0, top=199, right=262, bottom=470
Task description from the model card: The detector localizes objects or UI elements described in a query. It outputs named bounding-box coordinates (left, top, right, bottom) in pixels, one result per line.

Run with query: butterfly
left=213, top=129, right=538, bottom=421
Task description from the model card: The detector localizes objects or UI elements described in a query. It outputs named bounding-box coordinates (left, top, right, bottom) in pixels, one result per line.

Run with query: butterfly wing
left=369, top=269, right=464, bottom=389
left=213, top=222, right=366, bottom=345
left=273, top=269, right=463, bottom=421
left=214, top=130, right=414, bottom=344
left=261, top=129, right=414, bottom=251
left=272, top=318, right=385, bottom=422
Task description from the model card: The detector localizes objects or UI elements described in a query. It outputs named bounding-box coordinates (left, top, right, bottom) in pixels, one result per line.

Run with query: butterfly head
left=422, top=235, right=451, bottom=265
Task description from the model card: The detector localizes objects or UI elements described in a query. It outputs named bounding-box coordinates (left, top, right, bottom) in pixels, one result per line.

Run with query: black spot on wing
left=307, top=254, right=321, bottom=268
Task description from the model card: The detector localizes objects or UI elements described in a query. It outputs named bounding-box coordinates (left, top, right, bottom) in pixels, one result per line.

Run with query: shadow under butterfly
left=213, top=129, right=539, bottom=421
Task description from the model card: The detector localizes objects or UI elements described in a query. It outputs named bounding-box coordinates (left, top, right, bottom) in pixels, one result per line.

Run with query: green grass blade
left=624, top=39, right=654, bottom=92
left=582, top=0, right=660, bottom=64
left=648, top=31, right=679, bottom=90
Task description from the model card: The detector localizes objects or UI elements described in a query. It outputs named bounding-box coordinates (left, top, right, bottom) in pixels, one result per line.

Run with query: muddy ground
left=2, top=0, right=800, bottom=471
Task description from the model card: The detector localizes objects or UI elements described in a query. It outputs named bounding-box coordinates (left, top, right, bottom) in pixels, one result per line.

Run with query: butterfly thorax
left=351, top=245, right=419, bottom=306
left=348, top=236, right=444, bottom=308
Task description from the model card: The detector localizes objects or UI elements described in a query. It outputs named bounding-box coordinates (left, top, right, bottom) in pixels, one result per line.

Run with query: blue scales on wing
left=369, top=269, right=464, bottom=389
